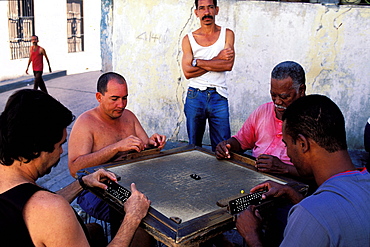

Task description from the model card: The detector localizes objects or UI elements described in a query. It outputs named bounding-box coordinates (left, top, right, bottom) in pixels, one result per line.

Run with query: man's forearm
left=183, top=63, right=209, bottom=79
left=286, top=164, right=300, bottom=177
left=108, top=214, right=142, bottom=247
left=197, top=58, right=234, bottom=72
left=26, top=58, right=31, bottom=69
left=45, top=57, right=51, bottom=67
left=282, top=185, right=304, bottom=204
left=244, top=234, right=264, bottom=247
left=69, top=146, right=118, bottom=177
left=228, top=137, right=243, bottom=153
left=55, top=180, right=83, bottom=203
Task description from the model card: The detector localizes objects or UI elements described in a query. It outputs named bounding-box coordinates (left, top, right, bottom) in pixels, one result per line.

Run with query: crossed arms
left=181, top=28, right=235, bottom=80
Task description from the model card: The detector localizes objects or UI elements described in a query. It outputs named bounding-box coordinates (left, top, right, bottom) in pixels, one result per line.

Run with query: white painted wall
left=110, top=0, right=370, bottom=150
left=0, top=0, right=101, bottom=81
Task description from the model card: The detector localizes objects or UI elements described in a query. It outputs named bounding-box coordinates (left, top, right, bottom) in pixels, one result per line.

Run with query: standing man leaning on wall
left=181, top=0, right=235, bottom=151
left=26, top=35, right=52, bottom=94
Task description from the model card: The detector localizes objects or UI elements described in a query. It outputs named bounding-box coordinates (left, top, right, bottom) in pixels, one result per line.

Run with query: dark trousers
left=33, top=71, right=48, bottom=94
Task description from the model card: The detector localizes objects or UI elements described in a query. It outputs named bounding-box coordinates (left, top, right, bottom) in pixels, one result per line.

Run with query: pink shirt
left=233, top=101, right=293, bottom=165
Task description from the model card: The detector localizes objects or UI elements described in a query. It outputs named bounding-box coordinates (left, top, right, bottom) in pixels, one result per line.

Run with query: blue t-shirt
left=281, top=168, right=370, bottom=247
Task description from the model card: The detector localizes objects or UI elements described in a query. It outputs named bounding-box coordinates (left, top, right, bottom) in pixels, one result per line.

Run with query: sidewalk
left=0, top=70, right=67, bottom=93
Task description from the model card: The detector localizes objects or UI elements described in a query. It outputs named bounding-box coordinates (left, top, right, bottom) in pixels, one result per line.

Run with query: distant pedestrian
left=25, top=35, right=52, bottom=94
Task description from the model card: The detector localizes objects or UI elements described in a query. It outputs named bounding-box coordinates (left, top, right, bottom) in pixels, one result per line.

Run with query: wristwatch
left=78, top=175, right=88, bottom=190
left=192, top=59, right=197, bottom=67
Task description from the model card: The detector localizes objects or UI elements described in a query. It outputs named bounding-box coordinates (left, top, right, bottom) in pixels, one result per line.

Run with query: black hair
left=282, top=94, right=347, bottom=153
left=195, top=0, right=217, bottom=9
left=0, top=89, right=74, bottom=166
left=97, top=72, right=126, bottom=95
left=271, top=61, right=306, bottom=90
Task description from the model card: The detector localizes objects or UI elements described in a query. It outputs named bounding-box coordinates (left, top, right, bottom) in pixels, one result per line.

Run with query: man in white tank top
left=181, top=0, right=235, bottom=151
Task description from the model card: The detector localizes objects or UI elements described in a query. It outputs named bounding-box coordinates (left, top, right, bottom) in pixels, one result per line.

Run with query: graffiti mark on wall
left=136, top=31, right=168, bottom=44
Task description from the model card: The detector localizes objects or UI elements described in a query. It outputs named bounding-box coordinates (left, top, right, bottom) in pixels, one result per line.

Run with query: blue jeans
left=365, top=122, right=370, bottom=169
left=77, top=190, right=111, bottom=221
left=184, top=87, right=231, bottom=151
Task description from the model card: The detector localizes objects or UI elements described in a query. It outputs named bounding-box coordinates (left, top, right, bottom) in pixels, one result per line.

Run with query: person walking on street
left=26, top=35, right=52, bottom=94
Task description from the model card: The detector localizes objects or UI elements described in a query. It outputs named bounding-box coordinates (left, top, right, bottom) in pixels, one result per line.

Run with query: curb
left=0, top=70, right=67, bottom=93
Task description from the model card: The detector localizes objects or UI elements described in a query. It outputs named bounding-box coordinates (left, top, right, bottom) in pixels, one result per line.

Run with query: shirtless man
left=68, top=72, right=166, bottom=177
left=68, top=72, right=165, bottom=245
left=26, top=35, right=52, bottom=94
left=181, top=0, right=235, bottom=151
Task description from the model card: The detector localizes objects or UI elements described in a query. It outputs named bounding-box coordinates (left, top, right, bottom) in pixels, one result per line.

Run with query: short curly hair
left=283, top=94, right=347, bottom=153
left=271, top=61, right=306, bottom=91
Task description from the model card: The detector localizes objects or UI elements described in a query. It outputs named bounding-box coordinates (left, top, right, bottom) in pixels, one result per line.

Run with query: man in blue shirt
left=236, top=95, right=370, bottom=247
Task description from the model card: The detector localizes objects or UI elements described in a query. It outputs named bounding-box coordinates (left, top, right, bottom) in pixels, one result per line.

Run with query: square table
left=78, top=145, right=295, bottom=247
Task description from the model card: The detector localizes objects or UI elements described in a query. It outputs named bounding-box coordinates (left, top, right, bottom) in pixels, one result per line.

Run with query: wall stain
left=171, top=4, right=195, bottom=141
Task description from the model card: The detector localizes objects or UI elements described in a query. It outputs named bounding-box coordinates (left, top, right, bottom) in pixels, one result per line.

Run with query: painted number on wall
left=136, top=31, right=168, bottom=44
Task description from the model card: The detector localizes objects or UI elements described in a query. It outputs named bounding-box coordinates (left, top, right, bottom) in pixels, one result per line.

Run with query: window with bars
left=67, top=0, right=84, bottom=53
left=8, top=0, right=35, bottom=60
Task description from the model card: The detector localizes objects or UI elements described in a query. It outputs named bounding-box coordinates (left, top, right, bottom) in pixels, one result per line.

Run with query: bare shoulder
left=74, top=109, right=98, bottom=126
left=69, top=109, right=98, bottom=141
left=39, top=46, right=46, bottom=53
left=182, top=34, right=190, bottom=46
left=226, top=28, right=235, bottom=34
left=121, top=109, right=140, bottom=123
left=26, top=190, right=70, bottom=212
left=226, top=28, right=235, bottom=40
left=24, top=190, right=88, bottom=246
left=122, top=108, right=136, bottom=117
left=24, top=190, right=73, bottom=224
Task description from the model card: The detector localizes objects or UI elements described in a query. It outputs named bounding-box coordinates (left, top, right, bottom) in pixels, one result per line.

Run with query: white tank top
left=188, top=26, right=228, bottom=98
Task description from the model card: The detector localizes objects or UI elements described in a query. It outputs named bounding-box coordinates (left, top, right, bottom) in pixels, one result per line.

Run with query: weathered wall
left=109, top=0, right=370, bottom=150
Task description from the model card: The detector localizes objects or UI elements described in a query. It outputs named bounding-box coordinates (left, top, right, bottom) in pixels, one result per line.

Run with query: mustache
left=202, top=15, right=213, bottom=20
left=275, top=104, right=287, bottom=110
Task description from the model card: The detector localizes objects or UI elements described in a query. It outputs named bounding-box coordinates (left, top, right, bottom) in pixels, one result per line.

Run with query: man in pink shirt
left=216, top=61, right=306, bottom=177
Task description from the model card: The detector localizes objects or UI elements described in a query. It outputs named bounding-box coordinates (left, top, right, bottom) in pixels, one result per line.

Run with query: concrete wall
left=108, top=0, right=370, bottom=150
left=0, top=0, right=101, bottom=81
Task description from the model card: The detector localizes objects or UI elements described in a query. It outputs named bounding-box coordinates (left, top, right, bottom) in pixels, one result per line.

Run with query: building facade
left=0, top=0, right=101, bottom=81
